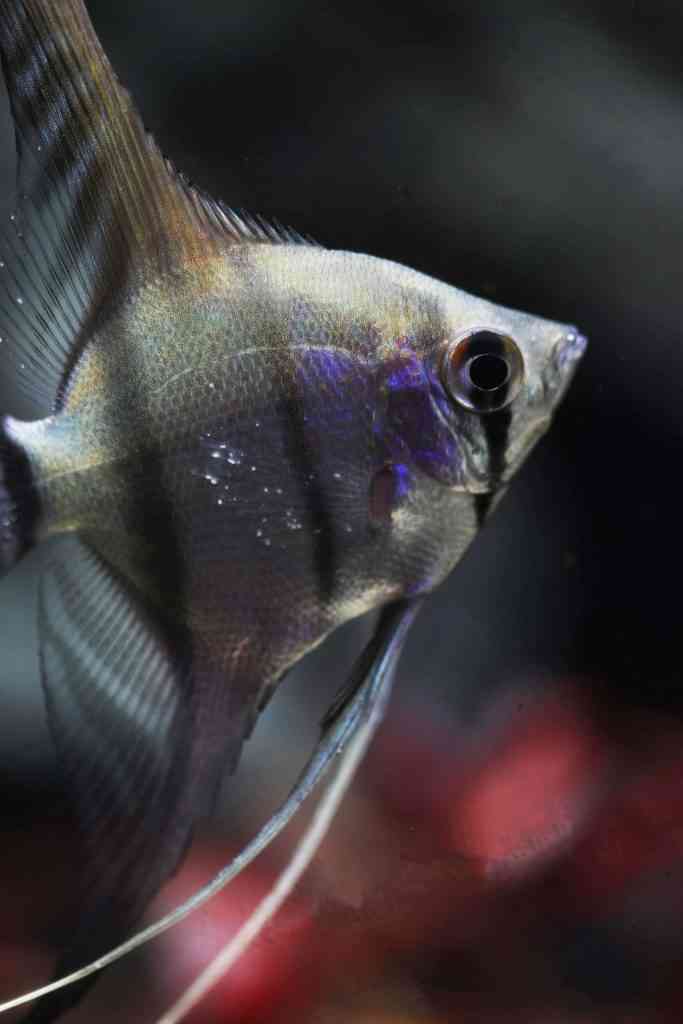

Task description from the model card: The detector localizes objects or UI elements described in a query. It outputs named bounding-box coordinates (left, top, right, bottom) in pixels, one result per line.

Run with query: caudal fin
left=0, top=425, right=39, bottom=573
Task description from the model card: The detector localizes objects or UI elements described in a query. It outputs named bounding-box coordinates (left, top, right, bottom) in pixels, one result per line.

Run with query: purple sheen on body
left=379, top=353, right=461, bottom=487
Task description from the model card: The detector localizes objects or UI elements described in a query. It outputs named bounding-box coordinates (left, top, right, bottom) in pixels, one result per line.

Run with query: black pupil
left=468, top=352, right=510, bottom=391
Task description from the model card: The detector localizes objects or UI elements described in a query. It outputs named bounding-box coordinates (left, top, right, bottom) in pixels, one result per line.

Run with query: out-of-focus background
left=1, top=0, right=682, bottom=1020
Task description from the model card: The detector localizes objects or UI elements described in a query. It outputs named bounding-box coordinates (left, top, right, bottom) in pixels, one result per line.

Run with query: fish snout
left=553, top=329, right=588, bottom=375
left=541, top=328, right=588, bottom=400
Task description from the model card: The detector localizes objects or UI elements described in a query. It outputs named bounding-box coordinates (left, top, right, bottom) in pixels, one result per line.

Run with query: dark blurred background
left=1, top=1, right=682, bottom=1021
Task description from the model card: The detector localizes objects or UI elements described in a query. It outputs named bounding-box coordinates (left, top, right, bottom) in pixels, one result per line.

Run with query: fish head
left=428, top=295, right=588, bottom=496
left=357, top=274, right=588, bottom=594
left=259, top=245, right=586, bottom=527
left=372, top=271, right=587, bottom=502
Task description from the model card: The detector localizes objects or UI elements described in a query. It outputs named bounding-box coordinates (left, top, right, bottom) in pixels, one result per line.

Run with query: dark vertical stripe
left=474, top=408, right=511, bottom=528
left=279, top=394, right=337, bottom=602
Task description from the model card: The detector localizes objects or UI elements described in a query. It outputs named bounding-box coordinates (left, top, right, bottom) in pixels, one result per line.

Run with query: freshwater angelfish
left=0, top=0, right=586, bottom=1019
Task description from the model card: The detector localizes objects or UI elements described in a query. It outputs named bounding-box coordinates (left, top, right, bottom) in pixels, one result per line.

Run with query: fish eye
left=441, top=329, right=524, bottom=413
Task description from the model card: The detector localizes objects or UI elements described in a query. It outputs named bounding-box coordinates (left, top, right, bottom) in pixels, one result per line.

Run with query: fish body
left=9, top=246, right=580, bottom=647
left=0, top=0, right=586, bottom=1019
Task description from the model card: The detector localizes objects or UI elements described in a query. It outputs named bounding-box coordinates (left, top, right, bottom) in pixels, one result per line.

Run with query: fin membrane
left=17, top=596, right=421, bottom=1021
left=0, top=0, right=314, bottom=419
left=29, top=533, right=196, bottom=1022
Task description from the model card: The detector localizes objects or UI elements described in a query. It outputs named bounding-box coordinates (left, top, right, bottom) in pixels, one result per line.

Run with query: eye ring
left=441, top=329, right=524, bottom=413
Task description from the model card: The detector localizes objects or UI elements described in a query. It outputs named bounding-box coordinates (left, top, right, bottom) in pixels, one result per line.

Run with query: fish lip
left=540, top=328, right=588, bottom=402
left=553, top=329, right=588, bottom=374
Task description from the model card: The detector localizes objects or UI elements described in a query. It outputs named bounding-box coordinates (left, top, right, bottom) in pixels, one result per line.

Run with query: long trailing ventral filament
left=0, top=599, right=420, bottom=1019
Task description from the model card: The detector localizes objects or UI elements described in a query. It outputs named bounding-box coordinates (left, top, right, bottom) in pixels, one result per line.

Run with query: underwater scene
left=0, top=1, right=679, bottom=1021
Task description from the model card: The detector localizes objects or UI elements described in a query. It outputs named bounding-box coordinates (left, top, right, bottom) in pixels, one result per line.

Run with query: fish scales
left=0, top=0, right=586, bottom=1020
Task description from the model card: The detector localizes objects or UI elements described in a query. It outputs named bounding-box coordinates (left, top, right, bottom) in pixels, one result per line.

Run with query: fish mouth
left=544, top=329, right=588, bottom=396
left=554, top=330, right=588, bottom=372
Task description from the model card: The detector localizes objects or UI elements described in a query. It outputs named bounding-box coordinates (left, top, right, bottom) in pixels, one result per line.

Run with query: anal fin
left=27, top=533, right=202, bottom=1021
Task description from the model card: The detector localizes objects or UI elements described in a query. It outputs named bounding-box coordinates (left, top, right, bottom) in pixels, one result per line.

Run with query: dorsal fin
left=0, top=0, right=313, bottom=418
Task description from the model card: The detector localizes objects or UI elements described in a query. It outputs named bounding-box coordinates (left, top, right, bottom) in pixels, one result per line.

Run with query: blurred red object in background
left=449, top=687, right=609, bottom=877
left=141, top=680, right=683, bottom=1023
left=567, top=723, right=683, bottom=910
left=156, top=844, right=316, bottom=1023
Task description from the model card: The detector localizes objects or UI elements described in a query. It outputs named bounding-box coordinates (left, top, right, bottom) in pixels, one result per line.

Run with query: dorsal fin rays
left=200, top=198, right=317, bottom=248
left=0, top=0, right=317, bottom=418
left=170, top=161, right=319, bottom=248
